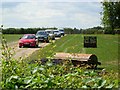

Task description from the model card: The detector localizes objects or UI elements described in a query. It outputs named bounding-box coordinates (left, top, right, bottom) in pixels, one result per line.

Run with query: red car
left=19, top=34, right=39, bottom=48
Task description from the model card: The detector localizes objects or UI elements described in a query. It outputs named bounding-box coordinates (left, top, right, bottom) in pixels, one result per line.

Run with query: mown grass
left=0, top=34, right=23, bottom=43
left=29, top=34, right=119, bottom=72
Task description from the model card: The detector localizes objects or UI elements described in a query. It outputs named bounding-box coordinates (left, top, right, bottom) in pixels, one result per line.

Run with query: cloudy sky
left=1, top=0, right=102, bottom=29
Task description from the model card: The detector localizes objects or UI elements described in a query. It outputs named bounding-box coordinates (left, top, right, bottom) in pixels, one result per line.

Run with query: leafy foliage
left=101, top=1, right=120, bottom=34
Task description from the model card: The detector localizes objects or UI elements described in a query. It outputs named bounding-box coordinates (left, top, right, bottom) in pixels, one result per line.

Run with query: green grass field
left=0, top=34, right=23, bottom=43
left=29, top=34, right=119, bottom=72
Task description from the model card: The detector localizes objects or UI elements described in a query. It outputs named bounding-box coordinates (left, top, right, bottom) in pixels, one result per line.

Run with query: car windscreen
left=22, top=35, right=35, bottom=39
left=36, top=32, right=47, bottom=35
left=54, top=31, right=59, bottom=33
left=59, top=30, right=64, bottom=32
left=46, top=31, right=51, bottom=34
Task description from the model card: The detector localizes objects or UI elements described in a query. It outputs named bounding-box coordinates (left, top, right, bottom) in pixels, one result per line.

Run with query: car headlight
left=36, top=36, right=38, bottom=38
left=19, top=41, right=23, bottom=43
left=30, top=41, right=35, bottom=43
left=35, top=39, right=38, bottom=41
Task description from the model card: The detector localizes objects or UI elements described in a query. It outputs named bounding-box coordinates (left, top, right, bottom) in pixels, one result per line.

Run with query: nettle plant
left=0, top=37, right=118, bottom=89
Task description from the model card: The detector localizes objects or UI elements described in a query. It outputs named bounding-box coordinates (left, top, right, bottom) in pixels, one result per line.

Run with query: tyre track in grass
left=81, top=35, right=86, bottom=53
left=58, top=35, right=78, bottom=52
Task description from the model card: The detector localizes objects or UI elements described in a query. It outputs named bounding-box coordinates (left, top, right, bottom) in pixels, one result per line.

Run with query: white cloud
left=0, top=2, right=2, bottom=25
left=2, top=2, right=102, bottom=28
left=74, top=13, right=101, bottom=27
left=2, top=0, right=102, bottom=3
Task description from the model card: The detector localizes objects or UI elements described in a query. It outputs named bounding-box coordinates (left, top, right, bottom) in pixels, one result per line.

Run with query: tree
left=101, top=0, right=120, bottom=34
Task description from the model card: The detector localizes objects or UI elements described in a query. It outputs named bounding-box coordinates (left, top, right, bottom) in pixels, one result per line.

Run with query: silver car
left=53, top=30, right=61, bottom=37
left=45, top=29, right=55, bottom=40
left=59, top=29, right=64, bottom=36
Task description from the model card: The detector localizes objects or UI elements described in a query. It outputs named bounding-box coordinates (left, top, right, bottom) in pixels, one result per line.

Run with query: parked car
left=59, top=29, right=64, bottom=36
left=45, top=29, right=55, bottom=40
left=36, top=30, right=50, bottom=43
left=19, top=34, right=38, bottom=48
left=53, top=30, right=61, bottom=37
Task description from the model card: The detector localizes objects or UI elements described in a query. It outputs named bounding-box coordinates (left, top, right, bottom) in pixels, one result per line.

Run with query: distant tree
left=92, top=26, right=103, bottom=30
left=101, top=1, right=120, bottom=34
left=20, top=28, right=25, bottom=34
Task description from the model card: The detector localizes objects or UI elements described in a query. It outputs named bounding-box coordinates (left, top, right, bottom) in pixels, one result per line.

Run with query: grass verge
left=0, top=34, right=23, bottom=43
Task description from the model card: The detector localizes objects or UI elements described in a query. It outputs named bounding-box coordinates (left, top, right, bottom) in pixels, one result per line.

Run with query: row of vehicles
left=18, top=29, right=64, bottom=48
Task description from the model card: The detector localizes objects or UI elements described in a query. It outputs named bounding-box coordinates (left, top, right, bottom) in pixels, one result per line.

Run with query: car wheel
left=36, top=44, right=38, bottom=48
left=46, top=40, right=49, bottom=43
left=52, top=37, right=55, bottom=40
left=19, top=46, right=22, bottom=48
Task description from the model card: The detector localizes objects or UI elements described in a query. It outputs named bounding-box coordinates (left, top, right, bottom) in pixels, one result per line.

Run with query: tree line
left=2, top=26, right=120, bottom=34
left=2, top=26, right=106, bottom=34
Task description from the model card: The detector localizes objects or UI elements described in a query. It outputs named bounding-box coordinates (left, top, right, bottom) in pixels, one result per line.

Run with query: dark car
left=36, top=30, right=50, bottom=43
left=19, top=34, right=39, bottom=48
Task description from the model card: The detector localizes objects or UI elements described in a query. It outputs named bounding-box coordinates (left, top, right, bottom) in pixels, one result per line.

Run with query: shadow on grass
left=20, top=46, right=41, bottom=48
left=87, top=67, right=104, bottom=70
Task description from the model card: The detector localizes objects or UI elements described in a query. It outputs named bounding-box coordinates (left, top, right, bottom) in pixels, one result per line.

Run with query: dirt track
left=12, top=42, right=50, bottom=59
left=0, top=41, right=49, bottom=60
left=0, top=37, right=60, bottom=60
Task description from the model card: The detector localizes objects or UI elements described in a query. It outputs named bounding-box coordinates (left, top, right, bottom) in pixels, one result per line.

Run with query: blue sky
left=1, top=0, right=103, bottom=29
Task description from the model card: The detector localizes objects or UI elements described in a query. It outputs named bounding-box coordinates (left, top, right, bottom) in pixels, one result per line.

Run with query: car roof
left=37, top=30, right=46, bottom=32
left=24, top=34, right=35, bottom=35
left=53, top=29, right=59, bottom=31
left=59, top=29, right=64, bottom=31
left=45, top=29, right=53, bottom=31
left=53, top=30, right=59, bottom=31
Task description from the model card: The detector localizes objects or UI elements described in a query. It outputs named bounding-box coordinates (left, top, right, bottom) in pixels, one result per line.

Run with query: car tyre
left=46, top=40, right=49, bottom=43
left=36, top=44, right=38, bottom=48
left=52, top=37, right=55, bottom=40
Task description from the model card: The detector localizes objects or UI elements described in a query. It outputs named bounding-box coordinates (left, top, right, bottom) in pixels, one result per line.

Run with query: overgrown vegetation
left=0, top=35, right=119, bottom=89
